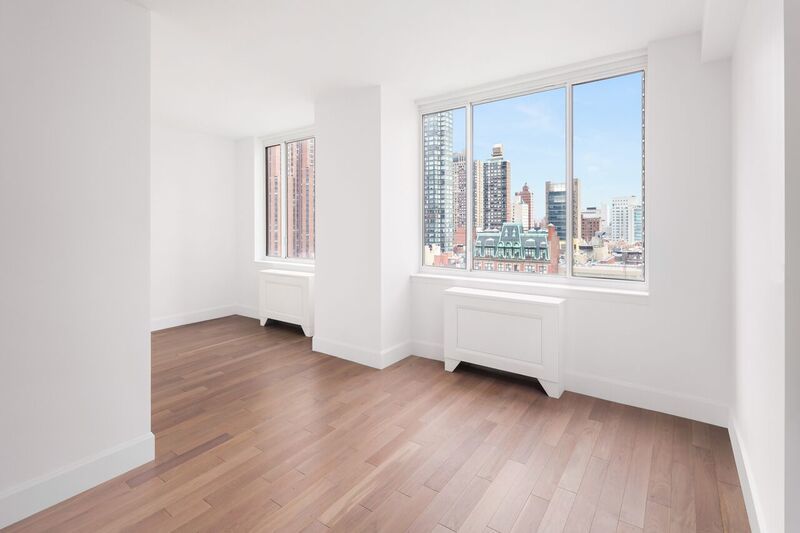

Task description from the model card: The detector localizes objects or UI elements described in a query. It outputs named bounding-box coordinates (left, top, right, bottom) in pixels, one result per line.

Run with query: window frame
left=257, top=126, right=316, bottom=265
left=417, top=53, right=648, bottom=291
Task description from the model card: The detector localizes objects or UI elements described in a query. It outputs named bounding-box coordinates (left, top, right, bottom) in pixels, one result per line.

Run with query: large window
left=421, top=65, right=645, bottom=283
left=573, top=73, right=645, bottom=281
left=265, top=135, right=316, bottom=260
left=472, top=88, right=566, bottom=276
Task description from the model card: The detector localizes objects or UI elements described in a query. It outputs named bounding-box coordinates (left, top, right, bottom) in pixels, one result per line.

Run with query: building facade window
left=420, top=64, right=646, bottom=283
left=264, top=134, right=316, bottom=261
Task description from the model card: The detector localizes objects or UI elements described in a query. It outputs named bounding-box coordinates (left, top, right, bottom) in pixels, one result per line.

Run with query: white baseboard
left=312, top=337, right=384, bottom=369
left=565, top=370, right=729, bottom=427
left=381, top=341, right=413, bottom=368
left=150, top=305, right=240, bottom=331
left=728, top=419, right=763, bottom=533
left=410, top=341, right=444, bottom=361
left=0, top=432, right=154, bottom=529
left=406, top=340, right=727, bottom=426
left=312, top=337, right=416, bottom=370
left=233, top=305, right=259, bottom=320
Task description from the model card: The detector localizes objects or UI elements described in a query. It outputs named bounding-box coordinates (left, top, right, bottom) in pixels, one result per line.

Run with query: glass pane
left=265, top=144, right=281, bottom=257
left=472, top=88, right=566, bottom=275
left=287, top=138, right=315, bottom=259
left=422, top=108, right=467, bottom=268
left=572, top=72, right=645, bottom=281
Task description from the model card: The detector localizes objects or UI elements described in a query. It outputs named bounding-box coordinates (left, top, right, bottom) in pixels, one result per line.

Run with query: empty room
left=0, top=0, right=796, bottom=531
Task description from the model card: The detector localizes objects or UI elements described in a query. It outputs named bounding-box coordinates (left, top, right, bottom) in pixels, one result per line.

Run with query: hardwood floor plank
left=708, top=426, right=740, bottom=487
left=532, top=431, right=578, bottom=500
left=487, top=440, right=555, bottom=533
left=620, top=411, right=657, bottom=527
left=596, top=406, right=639, bottom=522
left=509, top=493, right=550, bottom=533
left=563, top=455, right=610, bottom=532
left=692, top=446, right=724, bottom=533
left=406, top=443, right=496, bottom=533
left=458, top=459, right=527, bottom=533
left=559, top=420, right=602, bottom=492
left=647, top=413, right=674, bottom=508
left=717, top=481, right=750, bottom=533
left=537, top=487, right=577, bottom=533
left=439, top=475, right=492, bottom=531
left=643, top=500, right=670, bottom=533
left=127, top=433, right=232, bottom=488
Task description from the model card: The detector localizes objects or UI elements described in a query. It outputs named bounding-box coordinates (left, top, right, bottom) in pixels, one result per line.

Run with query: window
left=286, top=138, right=315, bottom=259
left=573, top=72, right=645, bottom=281
left=472, top=88, right=566, bottom=277
left=264, top=135, right=316, bottom=260
left=420, top=64, right=646, bottom=283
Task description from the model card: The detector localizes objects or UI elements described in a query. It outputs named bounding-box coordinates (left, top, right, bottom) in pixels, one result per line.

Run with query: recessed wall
left=151, top=121, right=238, bottom=330
left=410, top=33, right=735, bottom=427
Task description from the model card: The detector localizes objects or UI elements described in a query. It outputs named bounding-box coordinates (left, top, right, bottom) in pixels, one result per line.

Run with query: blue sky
left=451, top=71, right=644, bottom=221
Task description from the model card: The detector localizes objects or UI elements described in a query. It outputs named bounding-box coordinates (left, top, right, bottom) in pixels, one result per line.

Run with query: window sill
left=411, top=271, right=648, bottom=305
left=254, top=259, right=315, bottom=272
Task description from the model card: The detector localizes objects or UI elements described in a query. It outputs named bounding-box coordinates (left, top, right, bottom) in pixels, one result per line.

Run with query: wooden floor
left=6, top=316, right=750, bottom=532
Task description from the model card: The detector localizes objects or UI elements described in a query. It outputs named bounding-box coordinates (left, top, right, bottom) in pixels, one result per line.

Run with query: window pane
left=422, top=108, right=467, bottom=268
left=286, top=138, right=315, bottom=259
left=265, top=144, right=281, bottom=257
left=472, top=88, right=566, bottom=275
left=572, top=72, right=645, bottom=281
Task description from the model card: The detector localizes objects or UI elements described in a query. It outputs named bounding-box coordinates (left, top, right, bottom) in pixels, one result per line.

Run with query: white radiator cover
left=258, top=269, right=314, bottom=336
left=443, top=287, right=565, bottom=398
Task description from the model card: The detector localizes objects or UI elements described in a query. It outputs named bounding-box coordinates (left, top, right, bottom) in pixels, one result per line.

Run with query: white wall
left=312, top=87, right=384, bottom=364
left=300, top=85, right=420, bottom=368
left=233, top=137, right=261, bottom=316
left=730, top=1, right=786, bottom=531
left=411, top=33, right=734, bottom=427
left=0, top=0, right=152, bottom=527
left=151, top=122, right=237, bottom=330
left=379, top=87, right=420, bottom=359
left=786, top=3, right=799, bottom=531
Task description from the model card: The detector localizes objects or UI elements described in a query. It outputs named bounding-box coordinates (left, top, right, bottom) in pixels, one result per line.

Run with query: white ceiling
left=149, top=0, right=706, bottom=138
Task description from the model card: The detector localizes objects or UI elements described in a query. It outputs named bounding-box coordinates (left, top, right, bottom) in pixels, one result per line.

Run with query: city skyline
left=450, top=71, right=644, bottom=219
left=423, top=71, right=645, bottom=280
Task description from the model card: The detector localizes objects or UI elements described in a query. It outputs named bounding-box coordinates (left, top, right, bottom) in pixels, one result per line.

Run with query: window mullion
left=466, top=103, right=474, bottom=272
left=281, top=142, right=288, bottom=258
left=566, top=82, right=574, bottom=278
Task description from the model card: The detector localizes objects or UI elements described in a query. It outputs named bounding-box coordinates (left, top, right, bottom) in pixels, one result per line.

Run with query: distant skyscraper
left=473, top=159, right=485, bottom=231
left=545, top=181, right=567, bottom=240
left=423, top=111, right=454, bottom=252
left=573, top=178, right=581, bottom=237
left=482, top=144, right=511, bottom=230
left=581, top=207, right=602, bottom=242
left=545, top=179, right=581, bottom=241
left=265, top=145, right=281, bottom=257
left=633, top=203, right=643, bottom=242
left=599, top=202, right=610, bottom=234
left=610, top=196, right=642, bottom=243
left=454, top=151, right=487, bottom=242
left=511, top=197, right=530, bottom=230
left=453, top=151, right=467, bottom=238
left=515, top=183, right=533, bottom=229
